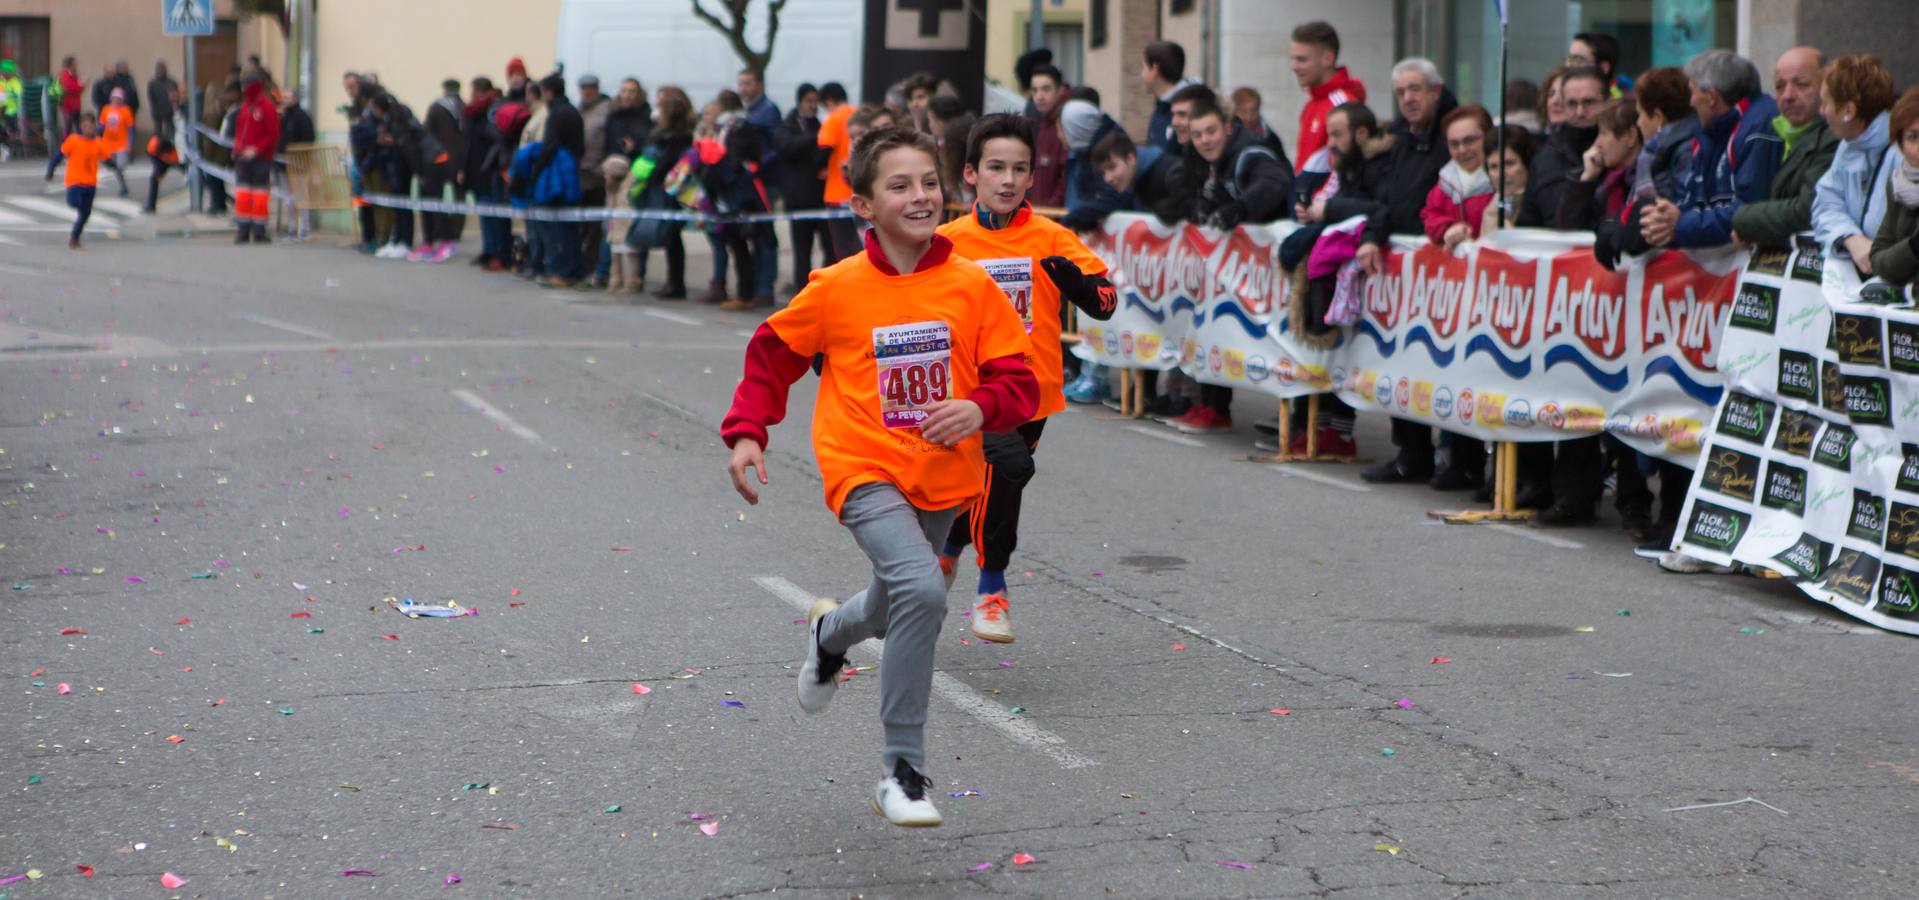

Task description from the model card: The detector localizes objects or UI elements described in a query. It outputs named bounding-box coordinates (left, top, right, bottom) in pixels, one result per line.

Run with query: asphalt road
left=4, top=166, right=1917, bottom=898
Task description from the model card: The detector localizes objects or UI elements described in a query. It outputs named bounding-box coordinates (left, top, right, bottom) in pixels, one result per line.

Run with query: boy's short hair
left=849, top=125, right=940, bottom=197
left=1029, top=64, right=1064, bottom=87
left=1291, top=21, right=1340, bottom=58
left=1088, top=129, right=1136, bottom=168
left=1143, top=41, right=1185, bottom=83
left=820, top=81, right=848, bottom=104
left=1185, top=101, right=1228, bottom=126
left=1069, top=84, right=1101, bottom=106
left=964, top=113, right=1035, bottom=168
left=1168, top=83, right=1216, bottom=109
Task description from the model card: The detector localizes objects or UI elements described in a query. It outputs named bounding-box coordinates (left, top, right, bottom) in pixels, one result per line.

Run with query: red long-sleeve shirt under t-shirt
left=721, top=231, right=1040, bottom=516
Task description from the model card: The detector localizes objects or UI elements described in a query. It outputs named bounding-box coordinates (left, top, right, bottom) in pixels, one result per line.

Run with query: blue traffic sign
left=163, top=0, right=215, bottom=36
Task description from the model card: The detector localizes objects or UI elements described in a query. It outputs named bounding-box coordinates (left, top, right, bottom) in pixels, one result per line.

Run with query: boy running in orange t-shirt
left=721, top=127, right=1039, bottom=827
left=935, top=114, right=1117, bottom=644
left=58, top=111, right=108, bottom=250
left=98, top=88, right=134, bottom=197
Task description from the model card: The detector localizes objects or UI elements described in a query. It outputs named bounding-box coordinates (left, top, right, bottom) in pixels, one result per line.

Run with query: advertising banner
left=1674, top=237, right=1919, bottom=636
left=1078, top=214, right=1746, bottom=462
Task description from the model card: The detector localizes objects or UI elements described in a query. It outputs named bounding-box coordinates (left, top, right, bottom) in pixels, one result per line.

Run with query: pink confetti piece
left=997, top=661, right=1013, bottom=668
left=1430, top=657, right=1453, bottom=664
left=160, top=872, right=188, bottom=889
left=443, top=874, right=462, bottom=885
left=57, top=683, right=71, bottom=695
left=341, top=869, right=381, bottom=877
left=967, top=862, right=995, bottom=873
left=0, top=874, right=25, bottom=886
left=212, top=559, right=232, bottom=568
left=124, top=576, right=145, bottom=584
left=1216, top=860, right=1252, bottom=869
left=1269, top=708, right=1291, bottom=715
left=492, top=465, right=506, bottom=473
left=631, top=683, right=650, bottom=695
left=1171, top=643, right=1186, bottom=651
left=699, top=822, right=719, bottom=836
left=1013, top=853, right=1037, bottom=865
left=55, top=567, right=71, bottom=575
left=147, top=647, right=164, bottom=656
left=1397, top=698, right=1415, bottom=709
left=337, top=508, right=351, bottom=517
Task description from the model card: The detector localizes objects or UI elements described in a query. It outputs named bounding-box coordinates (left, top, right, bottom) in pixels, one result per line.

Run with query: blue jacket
left=1672, top=94, right=1783, bottom=248
left=1811, top=109, right=1897, bottom=251
left=743, top=95, right=781, bottom=168
left=510, top=141, right=582, bottom=207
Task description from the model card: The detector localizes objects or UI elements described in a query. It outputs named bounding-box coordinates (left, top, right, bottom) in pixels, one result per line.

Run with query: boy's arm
left=970, top=355, right=1041, bottom=431
left=1039, top=256, right=1117, bottom=321
left=719, top=323, right=813, bottom=450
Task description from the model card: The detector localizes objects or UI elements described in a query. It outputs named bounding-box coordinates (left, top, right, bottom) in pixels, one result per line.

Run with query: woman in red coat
left=1420, top=104, right=1497, bottom=251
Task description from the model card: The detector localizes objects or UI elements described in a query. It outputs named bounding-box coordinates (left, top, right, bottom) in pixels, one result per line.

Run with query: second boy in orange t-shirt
left=722, top=126, right=1038, bottom=828
left=59, top=111, right=109, bottom=250
left=936, top=114, right=1116, bottom=644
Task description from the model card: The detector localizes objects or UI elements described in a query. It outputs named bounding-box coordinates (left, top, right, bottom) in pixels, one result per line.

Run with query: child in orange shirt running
left=99, top=88, right=134, bottom=197
left=59, top=111, right=108, bottom=250
left=721, top=126, right=1039, bottom=827
left=935, top=114, right=1117, bottom=643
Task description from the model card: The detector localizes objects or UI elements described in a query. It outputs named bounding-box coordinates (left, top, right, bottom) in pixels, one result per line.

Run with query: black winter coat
left=1359, top=89, right=1458, bottom=244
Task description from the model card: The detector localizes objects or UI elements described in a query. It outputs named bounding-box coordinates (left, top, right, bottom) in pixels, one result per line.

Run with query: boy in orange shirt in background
left=98, top=88, right=134, bottom=197
left=722, top=127, right=1039, bottom=827
left=936, top=114, right=1117, bottom=644
left=59, top=111, right=108, bottom=250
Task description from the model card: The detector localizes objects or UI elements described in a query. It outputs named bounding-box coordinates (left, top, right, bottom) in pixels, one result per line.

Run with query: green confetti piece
left=461, top=783, right=488, bottom=792
left=10, top=583, right=28, bottom=591
left=604, top=805, right=622, bottom=814
left=1739, top=626, right=1764, bottom=634
left=1380, top=748, right=1395, bottom=757
left=277, top=707, right=295, bottom=716
left=26, top=775, right=40, bottom=785
left=1616, top=610, right=1630, bottom=616
left=190, top=572, right=215, bottom=579
left=1008, top=706, right=1026, bottom=715
left=306, top=627, right=325, bottom=634
left=30, top=682, right=44, bottom=687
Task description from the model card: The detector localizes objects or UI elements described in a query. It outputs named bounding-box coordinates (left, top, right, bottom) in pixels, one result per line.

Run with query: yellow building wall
left=311, top=0, right=561, bottom=140
left=25, top=0, right=273, bottom=129
left=984, top=0, right=1087, bottom=90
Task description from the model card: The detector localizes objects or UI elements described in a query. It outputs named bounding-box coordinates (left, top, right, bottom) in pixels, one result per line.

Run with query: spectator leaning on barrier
left=1591, top=67, right=1696, bottom=269
left=1870, top=88, right=1919, bottom=287
left=1811, top=55, right=1898, bottom=276
left=775, top=83, right=829, bottom=290
left=1142, top=40, right=1194, bottom=150
left=1521, top=67, right=1604, bottom=228
left=635, top=85, right=695, bottom=299
left=1060, top=94, right=1119, bottom=212
left=532, top=73, right=587, bottom=287
left=1072, top=128, right=1188, bottom=231
left=1484, top=124, right=1535, bottom=233
left=1289, top=21, right=1364, bottom=174
left=1731, top=48, right=1837, bottom=249
left=1639, top=49, right=1782, bottom=251
left=415, top=79, right=467, bottom=262
left=1357, top=58, right=1482, bottom=490
left=1557, top=99, right=1643, bottom=232
left=576, top=75, right=614, bottom=283
left=463, top=77, right=510, bottom=270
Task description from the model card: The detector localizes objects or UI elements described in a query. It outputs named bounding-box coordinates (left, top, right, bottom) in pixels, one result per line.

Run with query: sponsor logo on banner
left=1822, top=547, right=1880, bottom=605
left=1121, top=331, right=1135, bottom=357
left=1887, top=502, right=1919, bottom=559
left=1684, top=500, right=1751, bottom=553
left=1395, top=377, right=1411, bottom=412
left=1544, top=249, right=1631, bottom=380
left=1208, top=345, right=1224, bottom=375
left=1900, top=444, right=1919, bottom=493
left=1748, top=246, right=1790, bottom=277
left=1729, top=282, right=1779, bottom=334
left=1402, top=244, right=1470, bottom=364
left=1715, top=392, right=1776, bottom=443
left=1246, top=355, right=1270, bottom=383
left=1849, top=490, right=1888, bottom=545
left=1887, top=321, right=1919, bottom=375
left=1814, top=424, right=1857, bottom=470
left=1772, top=532, right=1831, bottom=579
left=1772, top=410, right=1819, bottom=457
left=1477, top=392, right=1506, bottom=429
left=1468, top=247, right=1541, bottom=351
left=1504, top=398, right=1533, bottom=427
left=1834, top=313, right=1885, bottom=366
left=1458, top=389, right=1476, bottom=424
left=1761, top=460, right=1808, bottom=514
left=1412, top=380, right=1433, bottom=417
left=1136, top=332, right=1163, bottom=363
left=1790, top=234, right=1827, bottom=282
left=1820, top=361, right=1848, bottom=417
left=1535, top=402, right=1567, bottom=429
left=1224, top=349, right=1247, bottom=381
left=1375, top=374, right=1394, bottom=407
left=1777, top=350, right=1818, bottom=402
left=1362, top=250, right=1408, bottom=332
left=1701, top=445, right=1760, bottom=502
left=1276, top=359, right=1296, bottom=385
left=1103, top=330, right=1120, bottom=355
left=1876, top=564, right=1919, bottom=618
left=1843, top=374, right=1893, bottom=427
left=1641, top=250, right=1739, bottom=373
left=1433, top=386, right=1455, bottom=419
left=1112, top=219, right=1216, bottom=308
left=1213, top=227, right=1278, bottom=317
left=1565, top=404, right=1606, bottom=432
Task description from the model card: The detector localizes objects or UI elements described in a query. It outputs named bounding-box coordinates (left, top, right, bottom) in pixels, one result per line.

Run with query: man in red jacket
left=1290, top=21, right=1366, bottom=173
left=232, top=76, right=281, bottom=244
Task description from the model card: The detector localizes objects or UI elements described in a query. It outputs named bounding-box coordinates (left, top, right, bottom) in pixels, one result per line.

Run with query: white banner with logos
left=1077, top=214, right=1748, bottom=463
left=1674, top=236, right=1919, bottom=636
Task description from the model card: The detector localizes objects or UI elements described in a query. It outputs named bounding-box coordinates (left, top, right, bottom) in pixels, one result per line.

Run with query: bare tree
left=690, top=0, right=789, bottom=76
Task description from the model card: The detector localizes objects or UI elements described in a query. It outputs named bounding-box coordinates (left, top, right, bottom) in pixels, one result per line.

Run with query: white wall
left=1218, top=0, right=1395, bottom=156
left=556, top=0, right=862, bottom=114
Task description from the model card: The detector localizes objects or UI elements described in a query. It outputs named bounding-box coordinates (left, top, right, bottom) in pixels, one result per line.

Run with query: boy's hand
left=727, top=439, right=768, bottom=505
left=919, top=400, right=984, bottom=446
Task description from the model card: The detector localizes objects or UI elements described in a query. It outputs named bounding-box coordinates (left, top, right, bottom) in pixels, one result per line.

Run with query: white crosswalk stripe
left=4, top=195, right=123, bottom=229
left=93, top=197, right=145, bottom=218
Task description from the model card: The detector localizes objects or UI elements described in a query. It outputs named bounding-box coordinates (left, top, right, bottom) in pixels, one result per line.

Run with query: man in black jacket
left=147, top=61, right=177, bottom=139
left=1187, top=103, right=1292, bottom=229
left=1521, top=67, right=1604, bottom=227
left=533, top=74, right=586, bottom=286
left=773, top=83, right=826, bottom=290
left=461, top=77, right=509, bottom=268
left=420, top=79, right=468, bottom=258
left=1353, top=58, right=1483, bottom=490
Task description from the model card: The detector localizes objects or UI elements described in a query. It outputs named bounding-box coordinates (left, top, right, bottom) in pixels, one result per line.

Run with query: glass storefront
left=1397, top=0, right=1739, bottom=109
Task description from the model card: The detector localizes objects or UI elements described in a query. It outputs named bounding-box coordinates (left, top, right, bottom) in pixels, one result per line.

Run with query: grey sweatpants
left=817, top=481, right=960, bottom=773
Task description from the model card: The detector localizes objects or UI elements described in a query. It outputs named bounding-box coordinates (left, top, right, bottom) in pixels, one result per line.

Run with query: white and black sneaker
left=796, top=598, right=845, bottom=715
left=872, top=759, right=943, bottom=827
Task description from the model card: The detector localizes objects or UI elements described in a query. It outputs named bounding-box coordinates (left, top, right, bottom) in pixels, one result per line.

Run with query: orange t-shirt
left=817, top=104, right=856, bottom=205
left=767, top=245, right=1031, bottom=516
left=939, top=205, right=1108, bottom=420
left=60, top=134, right=107, bottom=188
left=100, top=103, right=132, bottom=155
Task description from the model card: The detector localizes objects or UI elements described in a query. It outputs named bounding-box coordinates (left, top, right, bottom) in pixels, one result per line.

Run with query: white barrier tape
left=350, top=190, right=856, bottom=224
left=190, top=123, right=289, bottom=164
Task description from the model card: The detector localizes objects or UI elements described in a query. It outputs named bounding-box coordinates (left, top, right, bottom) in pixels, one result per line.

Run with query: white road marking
left=7, top=196, right=123, bottom=229
left=1122, top=424, right=1205, bottom=447
left=0, top=261, right=46, bottom=275
left=1483, top=523, right=1585, bottom=550
left=0, top=206, right=34, bottom=226
left=93, top=197, right=144, bottom=218
left=0, top=234, right=20, bottom=246
left=754, top=575, right=1097, bottom=770
left=236, top=313, right=335, bottom=340
left=451, top=388, right=549, bottom=448
left=643, top=309, right=704, bottom=327
left=1268, top=466, right=1372, bottom=493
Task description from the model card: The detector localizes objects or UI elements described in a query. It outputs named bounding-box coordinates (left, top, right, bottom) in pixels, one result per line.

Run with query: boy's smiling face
left=852, top=145, right=943, bottom=244
left=965, top=136, right=1033, bottom=217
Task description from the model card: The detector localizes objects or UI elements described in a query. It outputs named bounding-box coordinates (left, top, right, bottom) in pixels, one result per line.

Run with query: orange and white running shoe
left=971, top=593, right=1014, bottom=643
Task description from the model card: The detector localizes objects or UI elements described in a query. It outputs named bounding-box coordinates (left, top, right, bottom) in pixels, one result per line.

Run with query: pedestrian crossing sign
left=163, top=0, right=215, bottom=36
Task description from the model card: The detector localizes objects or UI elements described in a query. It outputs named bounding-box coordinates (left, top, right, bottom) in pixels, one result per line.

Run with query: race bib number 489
left=874, top=321, right=952, bottom=429
left=980, top=258, right=1035, bottom=333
